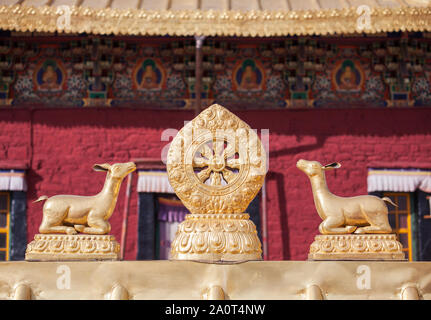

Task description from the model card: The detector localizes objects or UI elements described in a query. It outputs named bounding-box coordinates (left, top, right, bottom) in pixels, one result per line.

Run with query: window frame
left=0, top=191, right=10, bottom=261
left=383, top=192, right=413, bottom=261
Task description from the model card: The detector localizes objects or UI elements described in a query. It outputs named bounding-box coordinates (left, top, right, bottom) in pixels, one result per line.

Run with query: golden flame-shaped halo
left=166, top=104, right=266, bottom=214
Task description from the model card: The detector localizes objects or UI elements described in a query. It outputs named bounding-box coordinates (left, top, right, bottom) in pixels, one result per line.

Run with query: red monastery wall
left=0, top=107, right=430, bottom=260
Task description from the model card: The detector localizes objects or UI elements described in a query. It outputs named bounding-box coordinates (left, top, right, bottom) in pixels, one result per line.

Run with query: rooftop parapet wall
left=0, top=260, right=430, bottom=300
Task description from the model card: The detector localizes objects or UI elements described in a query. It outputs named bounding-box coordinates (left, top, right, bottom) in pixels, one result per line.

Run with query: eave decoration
left=0, top=5, right=430, bottom=37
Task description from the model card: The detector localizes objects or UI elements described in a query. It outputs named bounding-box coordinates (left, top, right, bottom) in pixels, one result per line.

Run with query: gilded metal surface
left=0, top=5, right=430, bottom=36
left=0, top=260, right=430, bottom=299
left=305, top=284, right=324, bottom=300
left=297, top=159, right=404, bottom=261
left=297, top=159, right=394, bottom=235
left=25, top=234, right=120, bottom=261
left=110, top=284, right=129, bottom=300
left=309, top=234, right=406, bottom=261
left=13, top=284, right=31, bottom=300
left=170, top=214, right=262, bottom=262
left=167, top=104, right=265, bottom=215
left=35, top=162, right=136, bottom=235
left=402, top=285, right=421, bottom=300
left=167, top=104, right=265, bottom=262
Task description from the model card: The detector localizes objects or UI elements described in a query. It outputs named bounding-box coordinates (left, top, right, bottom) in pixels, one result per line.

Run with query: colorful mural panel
left=33, top=59, right=66, bottom=92
left=312, top=47, right=386, bottom=108
left=232, top=59, right=266, bottom=95
left=12, top=46, right=86, bottom=106
left=133, top=58, right=166, bottom=92
left=332, top=59, right=364, bottom=92
left=213, top=46, right=286, bottom=108
left=0, top=36, right=430, bottom=108
left=112, top=45, right=186, bottom=107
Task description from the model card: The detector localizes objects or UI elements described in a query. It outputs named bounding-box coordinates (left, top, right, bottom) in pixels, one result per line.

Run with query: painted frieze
left=0, top=36, right=430, bottom=109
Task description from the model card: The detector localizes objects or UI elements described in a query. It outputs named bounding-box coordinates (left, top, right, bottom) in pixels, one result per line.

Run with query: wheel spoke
left=195, top=138, right=241, bottom=186
left=226, top=158, right=241, bottom=169
left=223, top=143, right=236, bottom=159
left=213, top=139, right=225, bottom=156
left=199, top=144, right=213, bottom=159
left=222, top=169, right=236, bottom=184
left=193, top=157, right=208, bottom=168
left=197, top=167, right=211, bottom=182
left=210, top=172, right=222, bottom=186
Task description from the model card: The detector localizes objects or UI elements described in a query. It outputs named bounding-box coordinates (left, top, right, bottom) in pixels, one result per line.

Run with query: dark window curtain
left=10, top=191, right=27, bottom=261
left=136, top=193, right=156, bottom=260
left=416, top=189, right=431, bottom=261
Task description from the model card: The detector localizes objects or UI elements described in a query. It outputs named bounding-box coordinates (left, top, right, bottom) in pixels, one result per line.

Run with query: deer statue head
left=296, top=159, right=341, bottom=178
left=93, top=162, right=136, bottom=179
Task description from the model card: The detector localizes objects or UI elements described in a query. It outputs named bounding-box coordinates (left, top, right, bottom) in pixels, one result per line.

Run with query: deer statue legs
left=74, top=216, right=111, bottom=234
left=318, top=216, right=357, bottom=234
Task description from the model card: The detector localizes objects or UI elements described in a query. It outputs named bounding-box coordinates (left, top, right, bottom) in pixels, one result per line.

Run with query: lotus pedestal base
left=170, top=214, right=262, bottom=263
left=308, top=234, right=406, bottom=261
left=25, top=234, right=120, bottom=261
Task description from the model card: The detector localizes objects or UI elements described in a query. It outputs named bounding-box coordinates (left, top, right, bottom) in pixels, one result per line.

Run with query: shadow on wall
left=270, top=135, right=327, bottom=159
left=266, top=171, right=290, bottom=260
left=25, top=169, right=43, bottom=243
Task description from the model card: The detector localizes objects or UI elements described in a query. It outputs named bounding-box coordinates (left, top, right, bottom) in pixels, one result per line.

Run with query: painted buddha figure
left=40, top=60, right=61, bottom=90
left=138, top=59, right=160, bottom=90
left=338, top=60, right=359, bottom=91
left=238, top=59, right=260, bottom=91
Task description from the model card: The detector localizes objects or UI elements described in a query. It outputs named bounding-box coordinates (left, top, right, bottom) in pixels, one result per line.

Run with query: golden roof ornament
left=296, top=159, right=406, bottom=260
left=25, top=162, right=136, bottom=261
left=167, top=104, right=266, bottom=262
left=1, top=4, right=430, bottom=37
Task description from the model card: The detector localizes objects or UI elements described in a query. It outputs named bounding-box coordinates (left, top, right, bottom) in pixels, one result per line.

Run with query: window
left=156, top=195, right=188, bottom=260
left=137, top=192, right=187, bottom=260
left=0, top=192, right=10, bottom=261
left=384, top=192, right=413, bottom=261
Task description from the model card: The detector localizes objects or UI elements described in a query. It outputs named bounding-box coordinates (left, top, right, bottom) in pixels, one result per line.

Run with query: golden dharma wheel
left=167, top=104, right=266, bottom=262
left=167, top=104, right=266, bottom=214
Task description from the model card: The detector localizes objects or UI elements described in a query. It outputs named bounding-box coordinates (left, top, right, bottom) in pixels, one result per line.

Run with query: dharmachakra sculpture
left=167, top=104, right=266, bottom=262
left=297, top=159, right=405, bottom=260
left=25, top=162, right=136, bottom=261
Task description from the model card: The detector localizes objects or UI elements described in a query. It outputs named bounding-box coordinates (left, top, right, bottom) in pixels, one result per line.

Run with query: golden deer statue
left=296, top=159, right=396, bottom=234
left=35, top=162, right=136, bottom=235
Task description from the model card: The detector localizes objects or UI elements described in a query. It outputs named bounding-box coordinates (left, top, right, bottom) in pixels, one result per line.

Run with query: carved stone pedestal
left=170, top=214, right=262, bottom=263
left=25, top=234, right=120, bottom=261
left=308, top=234, right=406, bottom=261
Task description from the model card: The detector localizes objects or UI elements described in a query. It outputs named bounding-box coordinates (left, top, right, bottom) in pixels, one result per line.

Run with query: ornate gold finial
left=167, top=104, right=266, bottom=262
left=297, top=159, right=406, bottom=260
left=25, top=162, right=136, bottom=261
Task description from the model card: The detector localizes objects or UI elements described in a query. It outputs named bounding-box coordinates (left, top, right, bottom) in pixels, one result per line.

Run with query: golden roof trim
left=0, top=4, right=430, bottom=36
